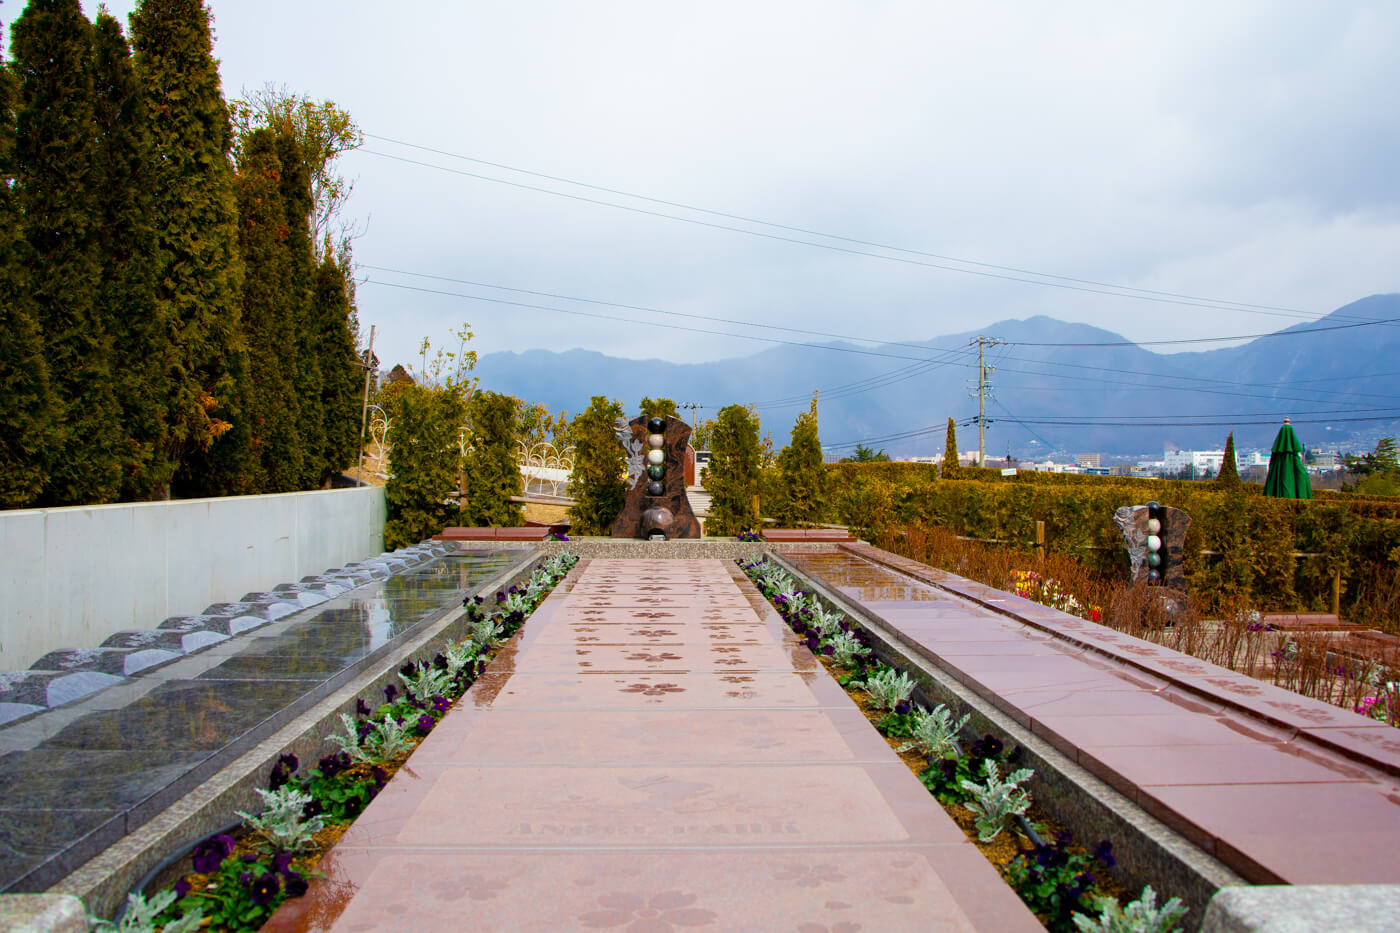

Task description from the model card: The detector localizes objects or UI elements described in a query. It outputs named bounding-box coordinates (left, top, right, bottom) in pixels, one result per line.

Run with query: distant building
left=1076, top=453, right=1101, bottom=469
left=1163, top=448, right=1229, bottom=477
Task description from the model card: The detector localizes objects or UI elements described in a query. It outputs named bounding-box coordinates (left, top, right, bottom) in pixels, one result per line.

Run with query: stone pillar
left=1113, top=501, right=1191, bottom=593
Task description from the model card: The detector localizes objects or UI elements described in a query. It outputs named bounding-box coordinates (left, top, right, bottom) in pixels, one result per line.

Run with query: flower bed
left=738, top=556, right=1189, bottom=933
left=93, top=552, right=579, bottom=933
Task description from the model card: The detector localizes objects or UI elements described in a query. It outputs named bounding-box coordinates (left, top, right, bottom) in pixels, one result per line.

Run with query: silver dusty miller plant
left=237, top=785, right=325, bottom=853
left=329, top=711, right=415, bottom=764
left=827, top=629, right=870, bottom=667
left=808, top=603, right=846, bottom=638
left=401, top=659, right=453, bottom=703
left=857, top=666, right=916, bottom=711
left=899, top=703, right=971, bottom=760
left=1073, top=886, right=1188, bottom=933
left=90, top=890, right=203, bottom=933
left=961, top=758, right=1034, bottom=842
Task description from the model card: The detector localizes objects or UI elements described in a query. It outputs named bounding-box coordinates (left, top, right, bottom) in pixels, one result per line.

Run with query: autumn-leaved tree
left=705, top=403, right=762, bottom=535
left=568, top=396, right=626, bottom=535
left=130, top=0, right=248, bottom=496
left=461, top=390, right=523, bottom=527
left=0, top=24, right=56, bottom=508
left=774, top=395, right=827, bottom=527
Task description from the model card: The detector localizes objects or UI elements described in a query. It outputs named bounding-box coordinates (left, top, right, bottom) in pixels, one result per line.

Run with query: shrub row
left=826, top=470, right=1400, bottom=614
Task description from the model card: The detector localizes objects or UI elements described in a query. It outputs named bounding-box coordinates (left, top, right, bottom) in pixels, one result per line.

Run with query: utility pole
left=680, top=402, right=701, bottom=425
left=356, top=325, right=376, bottom=484
left=969, top=336, right=1001, bottom=466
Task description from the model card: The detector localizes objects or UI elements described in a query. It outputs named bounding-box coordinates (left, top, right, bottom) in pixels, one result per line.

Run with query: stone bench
left=761, top=528, right=855, bottom=542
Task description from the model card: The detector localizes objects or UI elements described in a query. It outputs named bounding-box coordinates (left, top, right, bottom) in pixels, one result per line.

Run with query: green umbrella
left=1264, top=418, right=1313, bottom=499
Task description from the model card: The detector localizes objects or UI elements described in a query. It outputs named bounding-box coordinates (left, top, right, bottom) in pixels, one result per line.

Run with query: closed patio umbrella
left=1263, top=417, right=1312, bottom=499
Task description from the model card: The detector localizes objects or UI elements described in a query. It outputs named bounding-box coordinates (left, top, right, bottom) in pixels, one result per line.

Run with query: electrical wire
left=361, top=132, right=1360, bottom=323
left=358, top=145, right=1377, bottom=325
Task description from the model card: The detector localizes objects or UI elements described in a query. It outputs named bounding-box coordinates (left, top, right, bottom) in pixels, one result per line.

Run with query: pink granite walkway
left=784, top=545, right=1400, bottom=887
left=266, top=559, right=1038, bottom=932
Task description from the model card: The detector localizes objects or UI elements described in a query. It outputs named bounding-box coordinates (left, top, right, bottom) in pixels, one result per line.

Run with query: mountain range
left=470, top=294, right=1400, bottom=459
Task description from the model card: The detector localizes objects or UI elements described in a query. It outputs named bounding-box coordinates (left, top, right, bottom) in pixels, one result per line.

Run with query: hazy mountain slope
left=469, top=295, right=1400, bottom=457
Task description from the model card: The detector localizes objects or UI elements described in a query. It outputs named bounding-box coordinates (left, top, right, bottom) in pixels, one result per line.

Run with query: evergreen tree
left=775, top=395, right=827, bottom=527
left=129, top=0, right=247, bottom=496
left=12, top=0, right=123, bottom=505
left=638, top=397, right=678, bottom=420
left=942, top=417, right=959, bottom=478
left=309, top=249, right=363, bottom=479
left=705, top=403, right=762, bottom=535
left=92, top=10, right=172, bottom=500
left=0, top=26, right=57, bottom=508
left=461, top=390, right=523, bottom=526
left=233, top=128, right=304, bottom=491
left=567, top=396, right=626, bottom=535
left=382, top=381, right=468, bottom=549
left=1216, top=431, right=1241, bottom=487
left=275, top=128, right=324, bottom=488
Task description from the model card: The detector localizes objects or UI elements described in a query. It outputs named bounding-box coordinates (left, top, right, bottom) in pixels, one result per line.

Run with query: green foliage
left=1216, top=432, right=1240, bottom=488
left=567, top=396, right=626, bottom=534
left=842, top=444, right=890, bottom=462
left=1073, top=886, right=1188, bottom=933
left=309, top=252, right=363, bottom=477
left=826, top=469, right=1400, bottom=615
left=130, top=0, right=248, bottom=494
left=93, top=10, right=174, bottom=501
left=382, top=380, right=468, bottom=549
left=638, top=396, right=678, bottom=419
left=461, top=390, right=523, bottom=526
left=13, top=0, right=124, bottom=506
left=706, top=403, right=763, bottom=535
left=961, top=758, right=1034, bottom=842
left=690, top=416, right=716, bottom=450
left=234, top=127, right=306, bottom=492
left=943, top=417, right=959, bottom=478
left=0, top=30, right=56, bottom=508
left=774, top=395, right=828, bottom=527
left=1345, top=438, right=1399, bottom=492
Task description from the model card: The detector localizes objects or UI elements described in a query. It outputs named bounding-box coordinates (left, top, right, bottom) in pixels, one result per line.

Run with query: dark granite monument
left=610, top=415, right=702, bottom=540
left=1113, top=500, right=1191, bottom=593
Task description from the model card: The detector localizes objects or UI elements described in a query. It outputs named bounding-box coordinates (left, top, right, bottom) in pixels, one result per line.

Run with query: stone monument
left=1113, top=500, right=1191, bottom=593
left=610, top=415, right=701, bottom=539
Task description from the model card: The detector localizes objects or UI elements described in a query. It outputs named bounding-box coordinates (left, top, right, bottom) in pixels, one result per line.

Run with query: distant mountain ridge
left=470, top=294, right=1400, bottom=457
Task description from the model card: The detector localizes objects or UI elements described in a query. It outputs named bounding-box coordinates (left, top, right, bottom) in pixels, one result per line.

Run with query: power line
left=358, top=144, right=1375, bottom=324
left=361, top=132, right=1355, bottom=322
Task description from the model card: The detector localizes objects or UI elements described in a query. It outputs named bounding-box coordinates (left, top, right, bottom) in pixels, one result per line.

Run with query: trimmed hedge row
left=826, top=470, right=1400, bottom=614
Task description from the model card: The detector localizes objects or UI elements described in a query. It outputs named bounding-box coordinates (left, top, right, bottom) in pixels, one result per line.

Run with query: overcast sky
left=12, top=1, right=1400, bottom=374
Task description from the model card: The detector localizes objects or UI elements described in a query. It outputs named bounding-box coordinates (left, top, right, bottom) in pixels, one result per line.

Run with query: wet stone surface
left=0, top=549, right=524, bottom=894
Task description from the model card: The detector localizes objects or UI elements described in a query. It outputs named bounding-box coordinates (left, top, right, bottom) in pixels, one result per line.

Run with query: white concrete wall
left=0, top=487, right=385, bottom=670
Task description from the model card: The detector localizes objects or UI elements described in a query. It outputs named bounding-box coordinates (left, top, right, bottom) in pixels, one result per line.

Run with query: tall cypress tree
left=275, top=128, right=325, bottom=488
left=12, top=0, right=123, bottom=505
left=92, top=10, right=172, bottom=500
left=0, top=26, right=57, bottom=508
left=567, top=396, right=627, bottom=535
left=1217, top=431, right=1241, bottom=487
left=129, top=0, right=247, bottom=496
left=233, top=128, right=303, bottom=492
left=942, top=417, right=959, bottom=478
left=310, top=250, right=363, bottom=479
left=705, top=403, right=762, bottom=535
left=775, top=395, right=827, bottom=527
left=461, top=390, right=523, bottom=526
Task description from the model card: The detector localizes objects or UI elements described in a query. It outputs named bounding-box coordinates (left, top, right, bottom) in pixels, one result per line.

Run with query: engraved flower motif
left=578, top=890, right=717, bottom=931
left=621, top=682, right=685, bottom=696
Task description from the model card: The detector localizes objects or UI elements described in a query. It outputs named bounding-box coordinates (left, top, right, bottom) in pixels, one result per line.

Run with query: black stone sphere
left=647, top=463, right=665, bottom=481
left=647, top=417, right=666, bottom=433
left=647, top=480, right=664, bottom=496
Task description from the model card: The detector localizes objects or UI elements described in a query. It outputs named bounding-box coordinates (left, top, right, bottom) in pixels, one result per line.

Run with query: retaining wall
left=0, top=488, right=385, bottom=670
